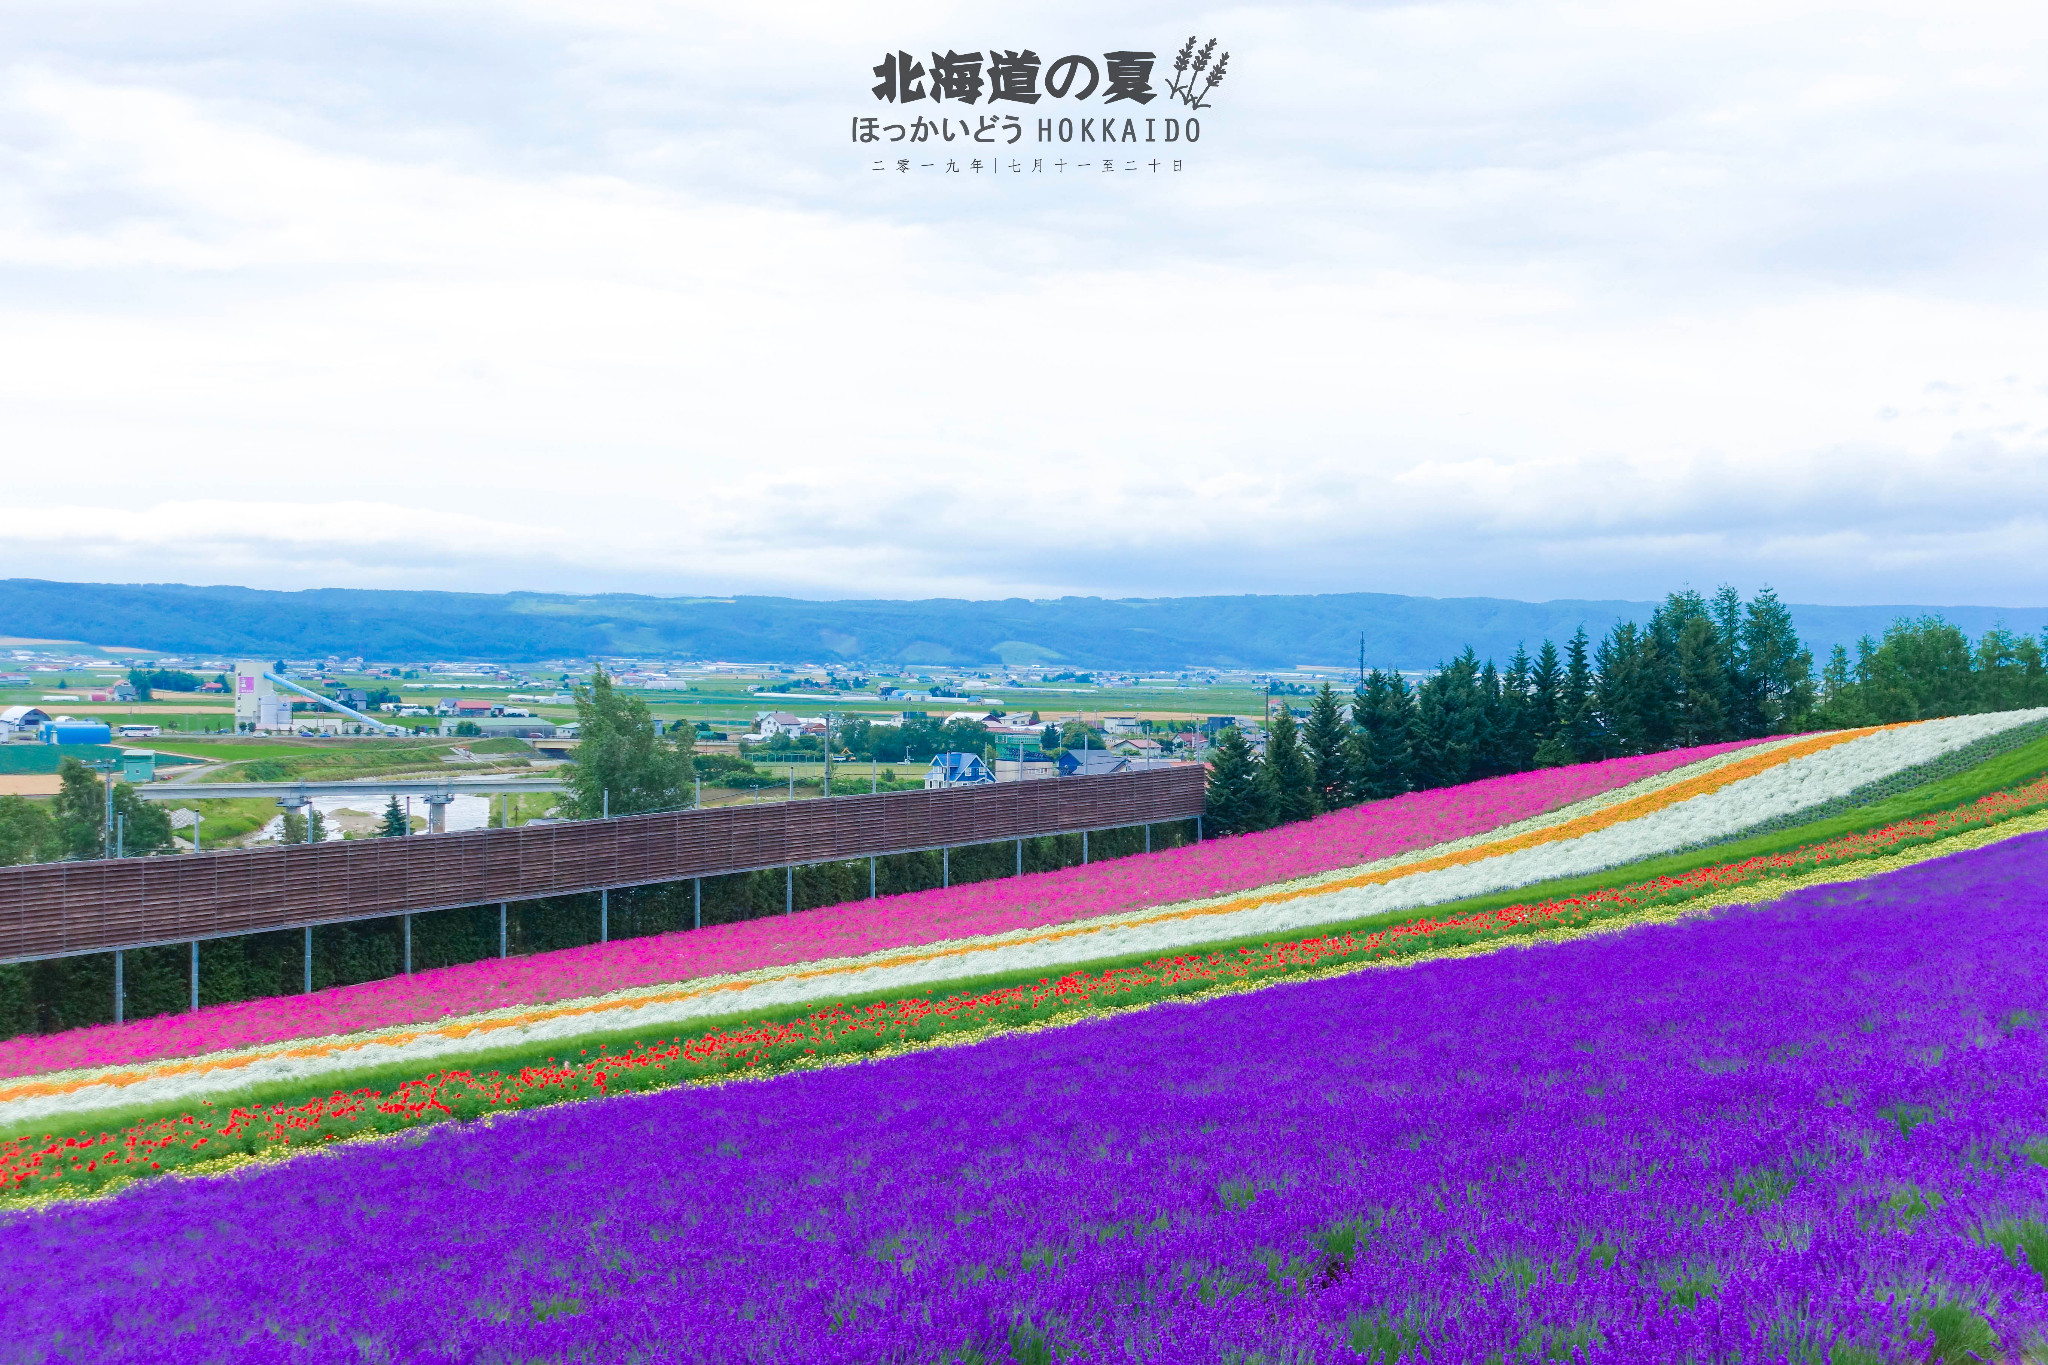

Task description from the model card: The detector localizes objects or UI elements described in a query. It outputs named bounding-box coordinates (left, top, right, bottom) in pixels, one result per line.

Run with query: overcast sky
left=2, top=0, right=2044, bottom=606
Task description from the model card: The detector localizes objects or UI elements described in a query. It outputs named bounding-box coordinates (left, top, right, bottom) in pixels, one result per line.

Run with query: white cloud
left=1, top=0, right=2045, bottom=605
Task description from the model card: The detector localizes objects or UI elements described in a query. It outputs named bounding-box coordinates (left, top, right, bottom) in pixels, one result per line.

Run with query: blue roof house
left=924, top=752, right=994, bottom=788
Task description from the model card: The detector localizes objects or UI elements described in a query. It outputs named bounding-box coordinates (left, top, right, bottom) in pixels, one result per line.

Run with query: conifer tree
left=1340, top=722, right=1376, bottom=802
left=1203, top=725, right=1267, bottom=835
left=1561, top=626, right=1597, bottom=760
left=379, top=796, right=409, bottom=838
left=1671, top=614, right=1727, bottom=746
left=1529, top=639, right=1562, bottom=746
left=1710, top=585, right=1757, bottom=735
left=1742, top=587, right=1815, bottom=732
left=1360, top=669, right=1417, bottom=797
left=1261, top=706, right=1318, bottom=824
left=1414, top=651, right=1482, bottom=789
left=1302, top=682, right=1351, bottom=811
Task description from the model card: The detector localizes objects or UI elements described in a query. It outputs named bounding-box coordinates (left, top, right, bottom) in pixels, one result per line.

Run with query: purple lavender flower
left=4, top=834, right=2045, bottom=1362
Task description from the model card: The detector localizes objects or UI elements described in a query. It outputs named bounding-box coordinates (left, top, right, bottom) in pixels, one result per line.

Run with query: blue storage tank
left=43, top=721, right=113, bottom=745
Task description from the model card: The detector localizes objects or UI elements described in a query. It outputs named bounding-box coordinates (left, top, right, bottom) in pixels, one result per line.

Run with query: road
left=131, top=777, right=567, bottom=800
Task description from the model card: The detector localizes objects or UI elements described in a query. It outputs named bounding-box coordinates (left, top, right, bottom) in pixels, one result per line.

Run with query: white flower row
left=1239, top=707, right=2048, bottom=936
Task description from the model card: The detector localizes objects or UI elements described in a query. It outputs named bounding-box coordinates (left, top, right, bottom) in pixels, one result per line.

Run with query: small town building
left=924, top=752, right=994, bottom=788
left=0, top=706, right=50, bottom=738
left=438, top=716, right=558, bottom=739
left=1058, top=750, right=1131, bottom=778
left=42, top=720, right=113, bottom=745
left=993, top=755, right=1058, bottom=782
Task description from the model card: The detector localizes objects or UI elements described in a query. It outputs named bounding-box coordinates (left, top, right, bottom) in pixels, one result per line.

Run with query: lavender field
left=5, top=836, right=2047, bottom=1363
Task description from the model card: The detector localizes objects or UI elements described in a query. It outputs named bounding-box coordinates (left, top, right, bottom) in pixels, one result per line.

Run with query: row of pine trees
left=1203, top=585, right=2048, bottom=836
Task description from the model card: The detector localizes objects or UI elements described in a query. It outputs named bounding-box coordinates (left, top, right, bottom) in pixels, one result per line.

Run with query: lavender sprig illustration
left=1178, top=37, right=1217, bottom=107
left=1188, top=49, right=1228, bottom=109
left=1167, top=35, right=1197, bottom=102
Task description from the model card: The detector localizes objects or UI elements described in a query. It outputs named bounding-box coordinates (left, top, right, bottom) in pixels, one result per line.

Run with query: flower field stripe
left=3, top=714, right=2021, bottom=1121
left=0, top=741, right=1774, bottom=1085
left=11, top=778, right=2048, bottom=1187
left=0, top=744, right=1785, bottom=1105
left=0, top=724, right=2005, bottom=1125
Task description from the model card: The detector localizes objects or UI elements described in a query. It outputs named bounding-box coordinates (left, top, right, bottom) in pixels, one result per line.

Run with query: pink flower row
left=0, top=741, right=1765, bottom=1080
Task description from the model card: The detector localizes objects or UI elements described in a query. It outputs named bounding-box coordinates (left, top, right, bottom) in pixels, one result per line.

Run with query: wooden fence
left=0, top=765, right=1208, bottom=963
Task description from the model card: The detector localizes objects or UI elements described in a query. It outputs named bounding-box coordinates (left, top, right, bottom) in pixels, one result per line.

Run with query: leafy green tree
left=1260, top=707, right=1317, bottom=823
left=109, top=786, right=173, bottom=856
left=280, top=810, right=309, bottom=844
left=379, top=796, right=409, bottom=837
left=126, top=668, right=154, bottom=702
left=52, top=758, right=105, bottom=860
left=558, top=672, right=696, bottom=819
left=308, top=808, right=328, bottom=844
left=1203, top=725, right=1267, bottom=835
left=453, top=721, right=483, bottom=737
left=0, top=797, right=56, bottom=866
left=1302, top=683, right=1351, bottom=811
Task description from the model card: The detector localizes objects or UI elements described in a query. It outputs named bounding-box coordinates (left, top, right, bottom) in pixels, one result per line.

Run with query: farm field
left=3, top=709, right=2046, bottom=1361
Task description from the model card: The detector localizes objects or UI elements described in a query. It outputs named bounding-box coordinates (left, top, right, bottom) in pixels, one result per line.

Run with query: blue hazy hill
left=2, top=579, right=2043, bottom=672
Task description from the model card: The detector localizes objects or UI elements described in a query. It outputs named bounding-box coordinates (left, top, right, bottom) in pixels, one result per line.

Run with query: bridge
left=0, top=765, right=1209, bottom=970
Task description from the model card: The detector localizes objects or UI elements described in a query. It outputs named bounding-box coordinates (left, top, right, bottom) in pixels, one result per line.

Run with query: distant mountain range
left=3, top=579, right=2044, bottom=673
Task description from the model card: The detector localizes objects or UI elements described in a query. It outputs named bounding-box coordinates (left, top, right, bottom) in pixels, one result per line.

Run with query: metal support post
left=403, top=914, right=412, bottom=974
left=1016, top=838, right=1023, bottom=876
left=303, top=926, right=312, bottom=993
left=600, top=888, right=609, bottom=943
left=693, top=878, right=702, bottom=929
left=694, top=777, right=701, bottom=808
left=869, top=857, right=876, bottom=898
left=499, top=902, right=508, bottom=958
left=113, top=950, right=123, bottom=1025
left=1145, top=824, right=1151, bottom=854
left=189, top=941, right=199, bottom=1011
left=1082, top=830, right=1089, bottom=865
left=942, top=847, right=949, bottom=887
left=785, top=866, right=793, bottom=915
left=1196, top=815, right=1204, bottom=842
left=787, top=769, right=794, bottom=800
